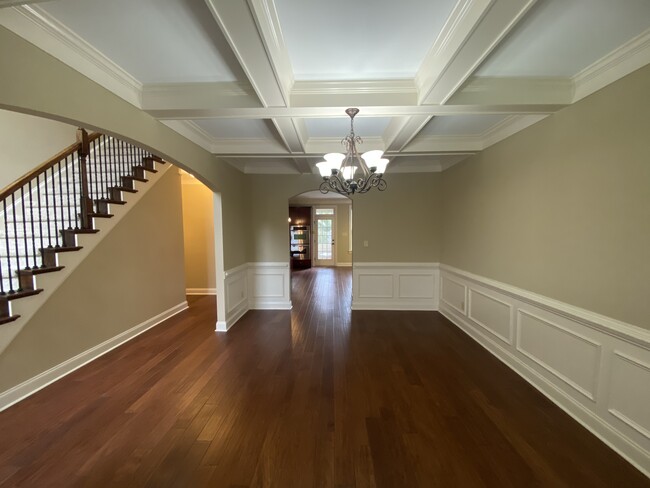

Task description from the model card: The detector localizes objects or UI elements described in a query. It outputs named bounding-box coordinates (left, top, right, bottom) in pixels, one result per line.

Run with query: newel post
left=77, top=128, right=93, bottom=229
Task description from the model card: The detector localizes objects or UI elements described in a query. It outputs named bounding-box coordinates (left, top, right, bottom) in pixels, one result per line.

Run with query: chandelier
left=316, top=108, right=389, bottom=195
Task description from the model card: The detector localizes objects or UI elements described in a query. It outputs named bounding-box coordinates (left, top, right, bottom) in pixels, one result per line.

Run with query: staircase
left=0, top=129, right=165, bottom=325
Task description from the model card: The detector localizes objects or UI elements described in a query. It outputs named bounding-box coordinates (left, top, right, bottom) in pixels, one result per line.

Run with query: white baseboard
left=336, top=262, right=352, bottom=267
left=0, top=301, right=188, bottom=412
left=186, top=288, right=217, bottom=295
left=439, top=264, right=650, bottom=477
left=352, top=262, right=439, bottom=311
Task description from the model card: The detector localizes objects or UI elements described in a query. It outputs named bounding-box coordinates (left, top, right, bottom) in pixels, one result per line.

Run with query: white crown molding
left=142, top=81, right=258, bottom=111
left=161, top=120, right=216, bottom=153
left=0, top=0, right=50, bottom=9
left=572, top=28, right=650, bottom=103
left=0, top=5, right=143, bottom=107
left=480, top=114, right=547, bottom=148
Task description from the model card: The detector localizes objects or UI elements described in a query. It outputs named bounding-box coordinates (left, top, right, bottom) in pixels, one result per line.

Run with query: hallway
left=0, top=268, right=646, bottom=487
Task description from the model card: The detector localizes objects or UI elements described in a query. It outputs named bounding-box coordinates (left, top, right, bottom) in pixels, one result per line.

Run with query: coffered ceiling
left=1, top=0, right=649, bottom=175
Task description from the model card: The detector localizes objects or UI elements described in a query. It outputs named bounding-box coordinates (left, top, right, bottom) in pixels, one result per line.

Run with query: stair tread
left=123, top=176, right=148, bottom=183
left=88, top=213, right=114, bottom=218
left=96, top=198, right=127, bottom=205
left=3, top=289, right=43, bottom=301
left=133, top=165, right=157, bottom=173
left=17, top=266, right=65, bottom=275
left=111, top=186, right=137, bottom=194
left=0, top=315, right=20, bottom=326
left=40, top=246, right=83, bottom=253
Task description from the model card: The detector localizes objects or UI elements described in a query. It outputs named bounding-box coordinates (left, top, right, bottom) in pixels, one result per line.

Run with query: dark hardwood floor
left=0, top=267, right=647, bottom=487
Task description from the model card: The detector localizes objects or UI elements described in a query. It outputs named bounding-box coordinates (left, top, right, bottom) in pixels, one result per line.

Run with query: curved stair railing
left=0, top=128, right=164, bottom=325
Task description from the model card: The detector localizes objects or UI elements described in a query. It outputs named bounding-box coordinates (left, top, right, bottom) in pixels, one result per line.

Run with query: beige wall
left=441, top=64, right=650, bottom=329
left=335, top=203, right=352, bottom=265
left=0, top=169, right=186, bottom=391
left=352, top=173, right=441, bottom=262
left=0, top=109, right=77, bottom=188
left=0, top=26, right=248, bottom=271
left=247, top=173, right=441, bottom=265
left=181, top=175, right=216, bottom=290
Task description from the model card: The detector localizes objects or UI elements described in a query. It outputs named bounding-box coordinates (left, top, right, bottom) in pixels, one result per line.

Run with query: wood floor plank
left=0, top=268, right=647, bottom=487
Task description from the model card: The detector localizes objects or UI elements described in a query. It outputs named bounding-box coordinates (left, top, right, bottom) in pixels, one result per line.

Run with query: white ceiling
left=41, top=0, right=245, bottom=83
left=274, top=0, right=457, bottom=80
left=476, top=0, right=650, bottom=77
left=3, top=0, right=649, bottom=175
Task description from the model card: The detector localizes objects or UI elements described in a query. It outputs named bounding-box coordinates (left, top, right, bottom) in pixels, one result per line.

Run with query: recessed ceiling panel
left=192, top=119, right=277, bottom=139
left=476, top=0, right=650, bottom=77
left=41, top=0, right=245, bottom=83
left=304, top=117, right=392, bottom=138
left=419, top=115, right=508, bottom=136
left=275, top=0, right=457, bottom=80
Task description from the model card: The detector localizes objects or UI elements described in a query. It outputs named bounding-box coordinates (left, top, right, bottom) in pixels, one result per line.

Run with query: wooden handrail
left=0, top=131, right=102, bottom=202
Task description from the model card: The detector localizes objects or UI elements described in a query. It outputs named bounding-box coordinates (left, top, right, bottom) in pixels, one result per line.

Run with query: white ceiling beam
left=291, top=80, right=417, bottom=108
left=146, top=103, right=566, bottom=120
left=204, top=0, right=308, bottom=161
left=204, top=0, right=284, bottom=107
left=416, top=0, right=538, bottom=105
left=382, top=116, right=432, bottom=152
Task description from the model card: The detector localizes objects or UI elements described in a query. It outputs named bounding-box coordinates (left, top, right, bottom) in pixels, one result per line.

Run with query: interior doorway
left=288, top=190, right=353, bottom=308
left=313, top=206, right=336, bottom=266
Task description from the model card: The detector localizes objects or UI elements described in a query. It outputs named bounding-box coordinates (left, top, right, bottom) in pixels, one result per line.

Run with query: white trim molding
left=572, top=28, right=650, bottom=103
left=186, top=288, right=217, bottom=296
left=0, top=301, right=188, bottom=412
left=352, top=263, right=440, bottom=311
left=438, top=264, right=650, bottom=477
left=218, top=262, right=292, bottom=332
left=247, top=262, right=291, bottom=310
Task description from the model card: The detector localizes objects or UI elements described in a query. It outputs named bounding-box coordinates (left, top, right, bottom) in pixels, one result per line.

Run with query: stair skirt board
left=0, top=301, right=188, bottom=412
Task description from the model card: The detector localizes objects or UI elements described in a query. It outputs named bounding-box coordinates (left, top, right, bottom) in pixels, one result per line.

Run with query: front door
left=313, top=207, right=336, bottom=266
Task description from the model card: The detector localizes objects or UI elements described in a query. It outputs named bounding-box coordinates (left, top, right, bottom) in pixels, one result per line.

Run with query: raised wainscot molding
left=438, top=264, right=650, bottom=477
left=352, top=263, right=439, bottom=311
left=0, top=301, right=188, bottom=412
left=219, top=263, right=249, bottom=332
left=218, top=262, right=292, bottom=332
left=247, top=262, right=291, bottom=310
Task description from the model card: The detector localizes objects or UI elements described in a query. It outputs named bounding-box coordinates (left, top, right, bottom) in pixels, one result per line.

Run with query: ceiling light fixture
left=316, top=108, right=389, bottom=195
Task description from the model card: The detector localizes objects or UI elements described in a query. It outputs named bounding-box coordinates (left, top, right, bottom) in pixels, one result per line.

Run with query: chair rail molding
left=438, top=263, right=650, bottom=477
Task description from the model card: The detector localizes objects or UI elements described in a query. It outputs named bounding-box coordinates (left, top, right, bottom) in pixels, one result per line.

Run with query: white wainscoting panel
left=468, top=288, right=513, bottom=345
left=607, top=351, right=650, bottom=442
left=247, top=262, right=291, bottom=310
left=221, top=263, right=249, bottom=331
left=352, top=263, right=439, bottom=310
left=438, top=264, right=650, bottom=477
left=441, top=275, right=467, bottom=314
left=516, top=310, right=601, bottom=401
